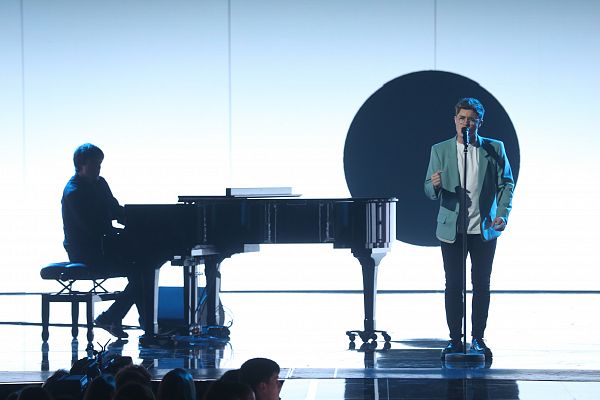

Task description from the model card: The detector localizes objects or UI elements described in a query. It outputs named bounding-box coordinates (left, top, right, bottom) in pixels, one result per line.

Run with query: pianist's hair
left=454, top=97, right=485, bottom=121
left=73, top=143, right=104, bottom=172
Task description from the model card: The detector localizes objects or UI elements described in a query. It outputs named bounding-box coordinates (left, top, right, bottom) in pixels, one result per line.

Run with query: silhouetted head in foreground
left=238, top=358, right=281, bottom=400
left=157, top=368, right=196, bottom=400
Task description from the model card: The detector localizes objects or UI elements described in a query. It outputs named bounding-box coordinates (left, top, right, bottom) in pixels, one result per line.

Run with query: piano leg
left=139, top=256, right=227, bottom=346
left=183, top=262, right=199, bottom=333
left=204, top=255, right=223, bottom=327
left=182, top=258, right=220, bottom=334
left=141, top=269, right=160, bottom=336
left=347, top=248, right=391, bottom=344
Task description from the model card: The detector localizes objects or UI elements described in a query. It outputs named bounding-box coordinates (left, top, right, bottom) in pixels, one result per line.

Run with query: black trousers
left=440, top=234, right=496, bottom=340
left=68, top=240, right=168, bottom=326
left=96, top=261, right=145, bottom=323
left=96, top=255, right=168, bottom=326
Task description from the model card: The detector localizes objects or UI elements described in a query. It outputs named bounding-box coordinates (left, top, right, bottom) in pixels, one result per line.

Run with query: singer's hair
left=455, top=98, right=485, bottom=120
left=73, top=143, right=104, bottom=172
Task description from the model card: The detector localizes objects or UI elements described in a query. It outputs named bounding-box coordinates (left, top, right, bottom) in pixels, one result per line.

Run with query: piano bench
left=40, top=262, right=124, bottom=342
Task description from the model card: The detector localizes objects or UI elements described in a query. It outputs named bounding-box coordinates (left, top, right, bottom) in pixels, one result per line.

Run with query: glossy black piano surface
left=123, top=197, right=395, bottom=254
left=119, top=196, right=396, bottom=344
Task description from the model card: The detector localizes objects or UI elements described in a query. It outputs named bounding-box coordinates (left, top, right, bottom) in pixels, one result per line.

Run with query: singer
left=424, top=98, right=515, bottom=359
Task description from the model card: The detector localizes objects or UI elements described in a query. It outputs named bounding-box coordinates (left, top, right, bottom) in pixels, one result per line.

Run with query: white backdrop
left=1, top=0, right=599, bottom=293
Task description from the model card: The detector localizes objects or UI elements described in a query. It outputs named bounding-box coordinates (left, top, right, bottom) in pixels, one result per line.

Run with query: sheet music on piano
left=225, top=187, right=301, bottom=198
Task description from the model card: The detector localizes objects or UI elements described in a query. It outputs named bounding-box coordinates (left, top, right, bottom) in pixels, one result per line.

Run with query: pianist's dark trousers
left=440, top=234, right=496, bottom=340
left=67, top=250, right=167, bottom=326
left=95, top=259, right=149, bottom=324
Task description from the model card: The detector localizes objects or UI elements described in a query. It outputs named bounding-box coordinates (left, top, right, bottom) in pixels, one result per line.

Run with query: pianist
left=61, top=143, right=163, bottom=338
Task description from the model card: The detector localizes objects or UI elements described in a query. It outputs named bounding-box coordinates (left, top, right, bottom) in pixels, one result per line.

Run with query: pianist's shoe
left=94, top=313, right=129, bottom=339
left=470, top=337, right=493, bottom=358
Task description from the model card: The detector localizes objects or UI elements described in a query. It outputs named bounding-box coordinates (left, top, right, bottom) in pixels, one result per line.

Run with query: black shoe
left=441, top=339, right=464, bottom=359
left=94, top=316, right=129, bottom=339
left=470, top=338, right=492, bottom=358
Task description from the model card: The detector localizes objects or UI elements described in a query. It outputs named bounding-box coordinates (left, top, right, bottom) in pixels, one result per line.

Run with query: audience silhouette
left=8, top=357, right=281, bottom=400
left=156, top=368, right=196, bottom=400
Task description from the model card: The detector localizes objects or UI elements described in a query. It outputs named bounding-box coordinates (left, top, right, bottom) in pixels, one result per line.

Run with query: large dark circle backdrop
left=343, top=71, right=520, bottom=247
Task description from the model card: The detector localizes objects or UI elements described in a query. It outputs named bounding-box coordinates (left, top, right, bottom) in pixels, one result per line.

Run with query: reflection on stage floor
left=1, top=292, right=599, bottom=399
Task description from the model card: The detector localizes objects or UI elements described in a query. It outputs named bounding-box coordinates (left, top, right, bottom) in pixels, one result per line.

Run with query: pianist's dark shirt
left=62, top=175, right=124, bottom=264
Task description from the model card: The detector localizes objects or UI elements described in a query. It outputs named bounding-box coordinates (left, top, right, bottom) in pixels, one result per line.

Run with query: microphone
left=461, top=126, right=470, bottom=149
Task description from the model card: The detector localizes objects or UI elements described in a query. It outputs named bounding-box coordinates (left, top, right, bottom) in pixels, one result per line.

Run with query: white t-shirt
left=456, top=142, right=481, bottom=234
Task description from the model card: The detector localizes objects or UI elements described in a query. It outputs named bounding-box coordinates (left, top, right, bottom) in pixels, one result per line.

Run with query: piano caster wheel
left=347, top=330, right=388, bottom=344
left=357, top=332, right=374, bottom=343
left=360, top=341, right=378, bottom=351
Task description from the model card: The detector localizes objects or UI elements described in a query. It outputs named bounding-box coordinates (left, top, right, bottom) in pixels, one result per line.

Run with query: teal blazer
left=424, top=135, right=514, bottom=243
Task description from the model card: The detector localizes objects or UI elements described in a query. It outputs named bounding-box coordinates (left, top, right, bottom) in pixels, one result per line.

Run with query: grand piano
left=119, top=194, right=396, bottom=343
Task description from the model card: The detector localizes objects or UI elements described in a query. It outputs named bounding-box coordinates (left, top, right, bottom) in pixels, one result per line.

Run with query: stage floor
left=1, top=292, right=599, bottom=399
